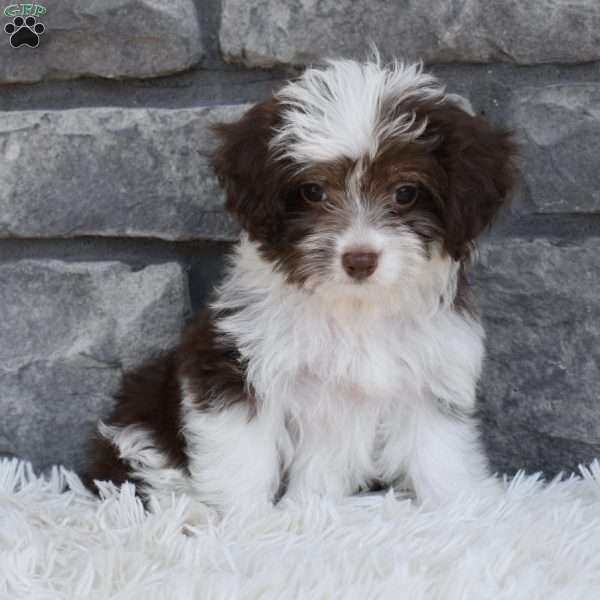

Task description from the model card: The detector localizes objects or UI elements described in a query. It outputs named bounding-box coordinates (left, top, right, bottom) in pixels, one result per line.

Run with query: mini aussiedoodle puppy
left=85, top=57, right=516, bottom=512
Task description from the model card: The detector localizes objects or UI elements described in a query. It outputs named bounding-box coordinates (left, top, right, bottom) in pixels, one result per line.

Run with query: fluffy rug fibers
left=2, top=459, right=600, bottom=599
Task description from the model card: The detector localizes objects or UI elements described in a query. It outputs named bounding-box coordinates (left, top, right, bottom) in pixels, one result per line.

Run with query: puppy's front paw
left=181, top=501, right=218, bottom=535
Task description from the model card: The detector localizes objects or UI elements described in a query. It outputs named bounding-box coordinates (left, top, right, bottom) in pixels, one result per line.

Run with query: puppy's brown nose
left=342, top=251, right=378, bottom=280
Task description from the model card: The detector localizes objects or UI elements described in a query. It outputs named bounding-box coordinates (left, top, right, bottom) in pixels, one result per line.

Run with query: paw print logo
left=4, top=15, right=45, bottom=48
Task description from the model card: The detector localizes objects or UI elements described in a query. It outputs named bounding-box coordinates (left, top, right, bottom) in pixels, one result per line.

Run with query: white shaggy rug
left=2, top=459, right=600, bottom=599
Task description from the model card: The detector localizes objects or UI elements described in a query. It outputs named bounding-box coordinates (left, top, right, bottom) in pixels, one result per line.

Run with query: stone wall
left=1, top=0, right=599, bottom=476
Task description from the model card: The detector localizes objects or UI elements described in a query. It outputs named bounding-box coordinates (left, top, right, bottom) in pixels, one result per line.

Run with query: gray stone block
left=476, top=238, right=600, bottom=475
left=220, top=0, right=600, bottom=67
left=0, top=260, right=189, bottom=471
left=0, top=1, right=203, bottom=83
left=0, top=106, right=246, bottom=241
left=509, top=84, right=600, bottom=213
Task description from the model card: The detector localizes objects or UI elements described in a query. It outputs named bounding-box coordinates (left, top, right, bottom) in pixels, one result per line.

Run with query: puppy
left=86, top=58, right=516, bottom=512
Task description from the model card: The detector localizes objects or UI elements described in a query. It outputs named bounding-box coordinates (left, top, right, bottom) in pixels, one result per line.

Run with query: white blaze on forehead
left=271, top=58, right=446, bottom=165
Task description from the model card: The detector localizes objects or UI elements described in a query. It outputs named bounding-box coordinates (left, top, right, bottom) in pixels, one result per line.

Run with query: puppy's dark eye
left=300, top=183, right=327, bottom=203
left=395, top=184, right=418, bottom=207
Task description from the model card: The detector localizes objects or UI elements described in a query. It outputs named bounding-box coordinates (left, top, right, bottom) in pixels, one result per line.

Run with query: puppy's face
left=213, top=60, right=516, bottom=313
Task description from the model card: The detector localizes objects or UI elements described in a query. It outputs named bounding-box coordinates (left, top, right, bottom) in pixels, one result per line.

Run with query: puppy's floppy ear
left=212, top=98, right=290, bottom=244
left=431, top=103, right=517, bottom=260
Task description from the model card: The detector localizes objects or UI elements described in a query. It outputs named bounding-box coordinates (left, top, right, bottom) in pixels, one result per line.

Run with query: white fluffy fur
left=207, top=237, right=489, bottom=507
left=272, top=58, right=444, bottom=164
left=98, top=423, right=190, bottom=501
left=3, top=458, right=600, bottom=599
left=181, top=398, right=281, bottom=510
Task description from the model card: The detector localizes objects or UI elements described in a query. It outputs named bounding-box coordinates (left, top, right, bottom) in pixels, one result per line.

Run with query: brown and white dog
left=86, top=58, right=516, bottom=512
